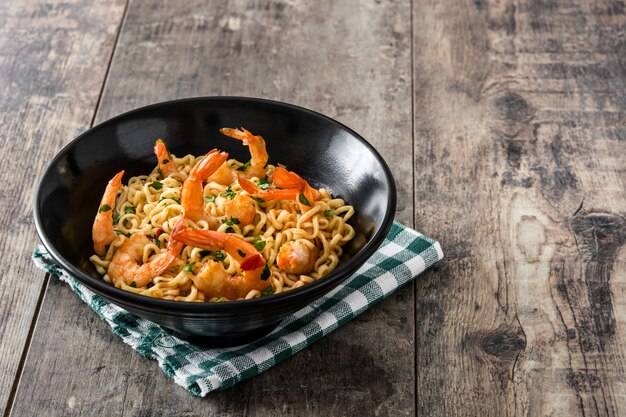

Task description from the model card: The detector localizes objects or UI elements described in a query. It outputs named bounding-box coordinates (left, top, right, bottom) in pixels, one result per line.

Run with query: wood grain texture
left=0, top=1, right=126, bottom=415
left=413, top=0, right=626, bottom=415
left=11, top=0, right=416, bottom=416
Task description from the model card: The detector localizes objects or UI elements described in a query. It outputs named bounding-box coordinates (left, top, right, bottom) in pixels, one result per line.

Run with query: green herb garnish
left=253, top=236, right=266, bottom=251
left=130, top=281, right=137, bottom=288
left=220, top=186, right=236, bottom=199
left=99, top=204, right=111, bottom=213
left=200, top=250, right=212, bottom=258
left=150, top=181, right=163, bottom=190
left=214, top=297, right=225, bottom=303
left=261, top=263, right=271, bottom=281
left=298, top=194, right=311, bottom=206
left=252, top=196, right=266, bottom=204
left=124, top=206, right=136, bottom=215
left=237, top=160, right=251, bottom=172
left=113, top=214, right=122, bottom=224
left=214, top=251, right=225, bottom=260
left=205, top=195, right=215, bottom=204
left=261, top=285, right=274, bottom=296
left=182, top=262, right=196, bottom=273
left=324, top=209, right=334, bottom=217
left=257, top=176, right=270, bottom=190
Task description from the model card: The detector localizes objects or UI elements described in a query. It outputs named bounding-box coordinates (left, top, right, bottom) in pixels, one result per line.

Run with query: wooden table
left=2, top=0, right=625, bottom=415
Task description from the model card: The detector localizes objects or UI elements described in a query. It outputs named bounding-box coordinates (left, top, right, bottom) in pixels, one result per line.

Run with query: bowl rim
left=33, top=95, right=397, bottom=312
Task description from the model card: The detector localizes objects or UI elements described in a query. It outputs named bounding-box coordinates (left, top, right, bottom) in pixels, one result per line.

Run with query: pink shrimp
left=238, top=166, right=321, bottom=211
left=276, top=240, right=319, bottom=275
left=224, top=193, right=257, bottom=226
left=171, top=223, right=267, bottom=300
left=219, top=127, right=268, bottom=179
left=107, top=233, right=183, bottom=287
left=92, top=170, right=125, bottom=256
left=180, top=149, right=229, bottom=228
left=153, top=139, right=178, bottom=178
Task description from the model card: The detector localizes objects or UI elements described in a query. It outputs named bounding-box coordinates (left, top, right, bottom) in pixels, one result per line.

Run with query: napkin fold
left=32, top=221, right=443, bottom=397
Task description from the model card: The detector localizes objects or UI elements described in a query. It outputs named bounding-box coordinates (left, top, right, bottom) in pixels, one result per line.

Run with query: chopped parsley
left=214, top=297, right=225, bottom=303
left=114, top=230, right=131, bottom=237
left=261, top=263, right=271, bottom=281
left=261, top=285, right=274, bottom=296
left=224, top=218, right=240, bottom=227
left=205, top=195, right=215, bottom=204
left=199, top=250, right=212, bottom=258
left=225, top=227, right=234, bottom=233
left=214, top=251, right=225, bottom=260
left=253, top=236, right=266, bottom=251
left=99, top=204, right=111, bottom=213
left=152, top=236, right=160, bottom=248
left=220, top=186, right=236, bottom=199
left=124, top=206, right=136, bottom=215
left=182, top=262, right=196, bottom=273
left=298, top=194, right=311, bottom=206
left=130, top=281, right=137, bottom=288
left=324, top=209, right=334, bottom=217
left=237, top=160, right=251, bottom=172
left=257, top=176, right=270, bottom=190
left=113, top=214, right=123, bottom=224
left=150, top=181, right=163, bottom=190
left=252, top=196, right=266, bottom=204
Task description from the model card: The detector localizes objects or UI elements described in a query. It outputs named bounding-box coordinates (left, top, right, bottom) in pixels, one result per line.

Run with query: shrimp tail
left=154, top=139, right=177, bottom=177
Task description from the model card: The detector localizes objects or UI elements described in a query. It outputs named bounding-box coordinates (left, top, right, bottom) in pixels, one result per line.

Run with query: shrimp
left=276, top=240, right=319, bottom=275
left=171, top=223, right=267, bottom=300
left=224, top=193, right=257, bottom=226
left=238, top=166, right=321, bottom=211
left=181, top=149, right=229, bottom=227
left=207, top=160, right=235, bottom=185
left=220, top=127, right=268, bottom=179
left=107, top=233, right=184, bottom=287
left=154, top=139, right=178, bottom=178
left=92, top=170, right=125, bottom=256
left=271, top=166, right=320, bottom=207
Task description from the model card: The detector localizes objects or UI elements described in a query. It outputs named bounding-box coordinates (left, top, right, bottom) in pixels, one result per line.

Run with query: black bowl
left=34, top=97, right=396, bottom=346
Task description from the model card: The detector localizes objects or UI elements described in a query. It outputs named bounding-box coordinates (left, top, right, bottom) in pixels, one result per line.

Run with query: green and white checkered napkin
left=32, top=221, right=442, bottom=397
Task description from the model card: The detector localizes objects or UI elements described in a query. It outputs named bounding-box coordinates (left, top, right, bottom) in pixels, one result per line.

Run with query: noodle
left=90, top=151, right=355, bottom=302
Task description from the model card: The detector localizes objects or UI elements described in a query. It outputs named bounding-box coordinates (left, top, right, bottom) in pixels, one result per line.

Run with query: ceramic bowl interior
left=34, top=97, right=396, bottom=346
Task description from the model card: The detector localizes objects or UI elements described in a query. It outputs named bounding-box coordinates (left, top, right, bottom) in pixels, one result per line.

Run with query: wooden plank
left=11, top=0, right=415, bottom=415
left=413, top=0, right=626, bottom=415
left=0, top=0, right=126, bottom=415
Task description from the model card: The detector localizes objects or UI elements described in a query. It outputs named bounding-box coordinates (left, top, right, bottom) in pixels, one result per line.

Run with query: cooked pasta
left=90, top=129, right=355, bottom=302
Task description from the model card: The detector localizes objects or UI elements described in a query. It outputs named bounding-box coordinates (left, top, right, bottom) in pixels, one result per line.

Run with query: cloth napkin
left=32, top=221, right=443, bottom=397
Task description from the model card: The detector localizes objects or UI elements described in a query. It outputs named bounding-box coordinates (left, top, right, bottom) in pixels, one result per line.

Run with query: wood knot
left=570, top=212, right=626, bottom=259
left=494, top=92, right=532, bottom=123
left=481, top=329, right=526, bottom=359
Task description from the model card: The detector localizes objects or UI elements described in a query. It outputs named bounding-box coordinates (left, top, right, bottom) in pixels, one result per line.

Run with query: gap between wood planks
left=410, top=0, right=418, bottom=415
left=2, top=2, right=130, bottom=416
